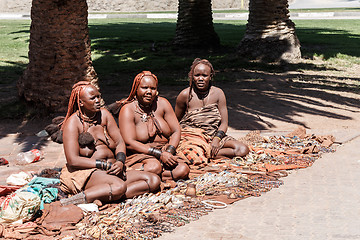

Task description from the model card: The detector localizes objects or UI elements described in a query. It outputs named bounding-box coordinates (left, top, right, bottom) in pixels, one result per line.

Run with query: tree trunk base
left=18, top=0, right=97, bottom=113
left=238, top=33, right=301, bottom=63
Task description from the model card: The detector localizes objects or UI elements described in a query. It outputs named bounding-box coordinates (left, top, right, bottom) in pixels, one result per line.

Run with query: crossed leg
left=217, top=140, right=249, bottom=158
left=162, top=162, right=190, bottom=181
left=124, top=170, right=161, bottom=198
left=84, top=170, right=127, bottom=203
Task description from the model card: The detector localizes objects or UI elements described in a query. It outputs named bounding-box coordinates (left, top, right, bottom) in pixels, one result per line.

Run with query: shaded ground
left=0, top=58, right=360, bottom=150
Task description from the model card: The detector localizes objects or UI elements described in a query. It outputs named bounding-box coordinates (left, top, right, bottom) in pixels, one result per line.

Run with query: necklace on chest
left=78, top=111, right=99, bottom=127
left=135, top=101, right=154, bottom=122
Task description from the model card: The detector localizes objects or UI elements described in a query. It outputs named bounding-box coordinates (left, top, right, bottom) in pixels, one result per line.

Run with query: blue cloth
left=21, top=177, right=60, bottom=210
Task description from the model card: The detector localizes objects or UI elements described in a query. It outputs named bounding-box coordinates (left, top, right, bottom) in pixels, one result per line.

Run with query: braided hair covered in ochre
left=118, top=71, right=158, bottom=107
left=60, top=81, right=94, bottom=130
left=187, top=58, right=215, bottom=105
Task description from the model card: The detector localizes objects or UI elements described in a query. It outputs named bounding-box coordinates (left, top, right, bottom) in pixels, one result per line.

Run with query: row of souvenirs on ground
left=0, top=127, right=336, bottom=239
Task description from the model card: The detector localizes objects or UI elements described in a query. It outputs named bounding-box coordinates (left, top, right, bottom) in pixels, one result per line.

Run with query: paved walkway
left=158, top=133, right=360, bottom=240
left=1, top=11, right=360, bottom=20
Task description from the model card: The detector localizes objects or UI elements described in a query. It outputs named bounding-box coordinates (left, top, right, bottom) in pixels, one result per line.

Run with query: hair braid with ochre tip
left=187, top=58, right=215, bottom=105
left=118, top=70, right=158, bottom=107
left=60, top=81, right=93, bottom=130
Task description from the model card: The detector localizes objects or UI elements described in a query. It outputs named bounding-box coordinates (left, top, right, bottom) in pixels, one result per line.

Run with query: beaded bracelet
left=148, top=147, right=162, bottom=159
left=116, top=152, right=126, bottom=164
left=165, top=145, right=176, bottom=155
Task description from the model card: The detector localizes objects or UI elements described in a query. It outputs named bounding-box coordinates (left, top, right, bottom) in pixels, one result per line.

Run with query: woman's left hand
left=160, top=151, right=178, bottom=168
left=107, top=161, right=126, bottom=180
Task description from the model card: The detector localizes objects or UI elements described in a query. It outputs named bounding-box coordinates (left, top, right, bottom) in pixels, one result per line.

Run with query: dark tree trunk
left=174, top=0, right=220, bottom=50
left=238, top=0, right=301, bottom=63
left=18, top=0, right=97, bottom=112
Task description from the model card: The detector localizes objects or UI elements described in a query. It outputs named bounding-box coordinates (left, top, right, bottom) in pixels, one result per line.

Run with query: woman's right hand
left=107, top=161, right=127, bottom=180
left=160, top=151, right=178, bottom=168
left=210, top=137, right=221, bottom=158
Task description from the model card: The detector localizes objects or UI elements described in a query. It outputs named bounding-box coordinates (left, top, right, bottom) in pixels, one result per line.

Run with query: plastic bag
left=6, top=172, right=34, bottom=186
left=0, top=191, right=41, bottom=224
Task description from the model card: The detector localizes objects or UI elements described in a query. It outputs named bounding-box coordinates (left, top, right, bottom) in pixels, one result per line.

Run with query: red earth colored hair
left=60, top=81, right=93, bottom=130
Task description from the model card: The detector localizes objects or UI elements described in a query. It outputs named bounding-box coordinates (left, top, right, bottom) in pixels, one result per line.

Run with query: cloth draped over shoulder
left=177, top=103, right=234, bottom=165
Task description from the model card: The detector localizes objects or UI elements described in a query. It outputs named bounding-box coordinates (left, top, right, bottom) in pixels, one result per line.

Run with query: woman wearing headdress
left=118, top=71, right=190, bottom=181
left=59, top=81, right=160, bottom=206
left=175, top=58, right=249, bottom=165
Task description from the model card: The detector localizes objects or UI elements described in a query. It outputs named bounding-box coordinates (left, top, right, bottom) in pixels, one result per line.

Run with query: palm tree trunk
left=18, top=0, right=97, bottom=112
left=238, top=0, right=301, bottom=63
left=174, top=0, right=220, bottom=50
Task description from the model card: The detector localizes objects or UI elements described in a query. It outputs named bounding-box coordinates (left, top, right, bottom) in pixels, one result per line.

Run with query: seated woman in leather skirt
left=117, top=71, right=190, bottom=182
left=59, top=81, right=160, bottom=206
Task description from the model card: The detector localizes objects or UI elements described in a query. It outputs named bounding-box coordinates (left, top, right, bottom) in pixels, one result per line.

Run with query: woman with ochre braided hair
left=59, top=81, right=160, bottom=206
left=118, top=71, right=190, bottom=181
left=175, top=58, right=249, bottom=164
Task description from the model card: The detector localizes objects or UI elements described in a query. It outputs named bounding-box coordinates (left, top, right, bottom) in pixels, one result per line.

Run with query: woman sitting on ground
left=59, top=81, right=160, bottom=206
left=118, top=71, right=190, bottom=181
left=175, top=58, right=249, bottom=164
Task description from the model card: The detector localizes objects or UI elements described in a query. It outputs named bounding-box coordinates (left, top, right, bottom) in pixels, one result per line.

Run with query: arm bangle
left=96, top=159, right=112, bottom=171
left=96, top=159, right=103, bottom=169
left=165, top=145, right=176, bottom=155
left=105, top=162, right=112, bottom=171
left=215, top=130, right=226, bottom=140
left=213, top=136, right=222, bottom=141
left=148, top=147, right=162, bottom=159
left=116, top=152, right=126, bottom=164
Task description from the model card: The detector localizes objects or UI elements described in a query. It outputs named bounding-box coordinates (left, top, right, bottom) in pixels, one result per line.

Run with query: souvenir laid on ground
left=73, top=127, right=335, bottom=239
left=0, top=127, right=336, bottom=239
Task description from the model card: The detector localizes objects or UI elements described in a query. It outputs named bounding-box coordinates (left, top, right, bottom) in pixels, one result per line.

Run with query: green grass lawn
left=1, top=18, right=360, bottom=76
left=1, top=17, right=360, bottom=117
left=0, top=21, right=29, bottom=84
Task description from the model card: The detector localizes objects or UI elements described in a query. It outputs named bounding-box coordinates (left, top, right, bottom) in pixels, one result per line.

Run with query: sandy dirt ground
left=0, top=59, right=359, bottom=142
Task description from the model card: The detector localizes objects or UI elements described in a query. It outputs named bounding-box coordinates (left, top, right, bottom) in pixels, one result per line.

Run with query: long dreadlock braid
left=187, top=58, right=215, bottom=105
left=119, top=71, right=158, bottom=107
left=60, top=81, right=94, bottom=130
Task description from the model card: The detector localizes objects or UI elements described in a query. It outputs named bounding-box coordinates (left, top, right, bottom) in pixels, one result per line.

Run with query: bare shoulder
left=100, top=107, right=111, bottom=117
left=176, top=87, right=190, bottom=102
left=157, top=96, right=172, bottom=107
left=119, top=101, right=135, bottom=115
left=63, top=113, right=81, bottom=132
left=212, top=86, right=225, bottom=95
left=100, top=107, right=116, bottom=122
left=211, top=86, right=226, bottom=99
left=179, top=87, right=190, bottom=95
